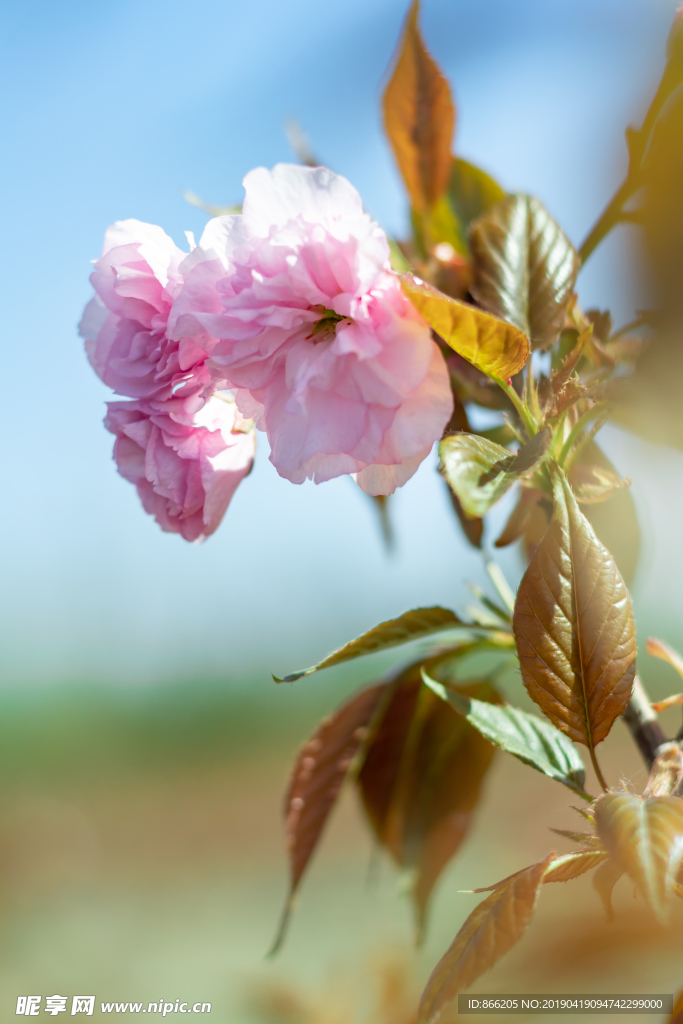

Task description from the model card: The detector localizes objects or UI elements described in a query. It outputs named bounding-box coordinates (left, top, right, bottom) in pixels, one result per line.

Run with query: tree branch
left=622, top=674, right=670, bottom=768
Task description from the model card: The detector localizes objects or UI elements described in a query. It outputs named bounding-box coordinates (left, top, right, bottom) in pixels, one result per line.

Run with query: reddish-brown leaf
left=513, top=465, right=636, bottom=763
left=270, top=683, right=387, bottom=953
left=541, top=850, right=608, bottom=883
left=382, top=0, right=455, bottom=213
left=358, top=669, right=498, bottom=939
left=646, top=636, right=683, bottom=680
left=494, top=488, right=543, bottom=549
left=418, top=854, right=553, bottom=1023
left=469, top=194, right=579, bottom=350
left=470, top=850, right=606, bottom=892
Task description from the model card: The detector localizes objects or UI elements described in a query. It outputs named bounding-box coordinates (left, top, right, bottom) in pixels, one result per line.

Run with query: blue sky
left=2, top=0, right=682, bottom=688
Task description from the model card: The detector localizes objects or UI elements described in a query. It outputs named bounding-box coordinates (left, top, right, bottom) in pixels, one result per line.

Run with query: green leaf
left=447, top=158, right=505, bottom=243
left=418, top=854, right=553, bottom=1023
left=275, top=607, right=466, bottom=682
left=358, top=672, right=500, bottom=940
left=422, top=194, right=466, bottom=255
left=388, top=238, right=412, bottom=273
left=512, top=465, right=636, bottom=769
left=594, top=792, right=683, bottom=924
left=439, top=429, right=551, bottom=519
left=469, top=194, right=579, bottom=350
left=423, top=674, right=589, bottom=798
left=382, top=0, right=455, bottom=213
left=400, top=273, right=530, bottom=380
left=270, top=683, right=388, bottom=954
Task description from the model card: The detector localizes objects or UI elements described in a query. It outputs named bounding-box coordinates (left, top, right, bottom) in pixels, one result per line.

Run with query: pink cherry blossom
left=170, top=164, right=453, bottom=495
left=105, top=395, right=255, bottom=542
left=79, top=219, right=230, bottom=417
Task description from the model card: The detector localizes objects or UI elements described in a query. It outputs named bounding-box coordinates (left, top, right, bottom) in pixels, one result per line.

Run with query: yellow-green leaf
left=448, top=158, right=505, bottom=243
left=439, top=429, right=551, bottom=519
left=382, top=0, right=455, bottom=214
left=469, top=193, right=579, bottom=350
left=275, top=607, right=465, bottom=682
left=400, top=273, right=529, bottom=380
left=512, top=465, right=636, bottom=766
left=418, top=854, right=553, bottom=1023
left=594, top=792, right=683, bottom=924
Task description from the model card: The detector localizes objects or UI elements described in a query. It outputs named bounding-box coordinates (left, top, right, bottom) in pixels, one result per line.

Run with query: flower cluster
left=81, top=164, right=453, bottom=540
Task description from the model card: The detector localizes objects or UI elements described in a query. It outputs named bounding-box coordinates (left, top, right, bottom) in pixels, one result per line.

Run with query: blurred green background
left=0, top=662, right=681, bottom=1021
left=3, top=0, right=683, bottom=1017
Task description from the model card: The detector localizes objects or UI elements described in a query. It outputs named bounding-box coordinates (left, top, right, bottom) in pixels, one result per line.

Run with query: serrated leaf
left=512, top=465, right=636, bottom=768
left=470, top=850, right=606, bottom=892
left=382, top=0, right=455, bottom=214
left=357, top=669, right=500, bottom=939
left=418, top=853, right=553, bottom=1023
left=424, top=674, right=589, bottom=798
left=439, top=430, right=550, bottom=519
left=594, top=792, right=683, bottom=924
left=270, top=683, right=387, bottom=954
left=469, top=194, right=579, bottom=350
left=400, top=274, right=529, bottom=380
left=550, top=828, right=602, bottom=847
left=542, top=849, right=608, bottom=882
left=448, top=158, right=505, bottom=242
left=275, top=607, right=465, bottom=682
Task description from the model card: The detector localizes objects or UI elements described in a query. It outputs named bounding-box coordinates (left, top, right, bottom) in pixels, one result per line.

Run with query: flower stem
left=578, top=178, right=634, bottom=266
left=496, top=378, right=537, bottom=438
left=558, top=406, right=602, bottom=466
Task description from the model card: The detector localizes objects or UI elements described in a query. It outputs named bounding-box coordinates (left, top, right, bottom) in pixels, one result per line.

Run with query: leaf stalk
left=496, top=378, right=537, bottom=438
left=558, top=405, right=602, bottom=466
